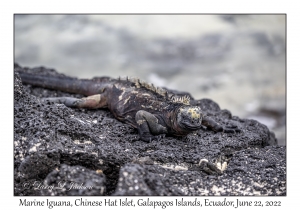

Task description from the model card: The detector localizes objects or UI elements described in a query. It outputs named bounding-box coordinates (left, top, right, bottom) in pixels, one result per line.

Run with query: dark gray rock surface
left=41, top=164, right=106, bottom=196
left=14, top=64, right=286, bottom=196
left=114, top=146, right=286, bottom=196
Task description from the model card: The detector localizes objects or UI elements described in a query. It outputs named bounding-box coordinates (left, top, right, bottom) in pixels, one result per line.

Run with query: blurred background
left=14, top=15, right=286, bottom=145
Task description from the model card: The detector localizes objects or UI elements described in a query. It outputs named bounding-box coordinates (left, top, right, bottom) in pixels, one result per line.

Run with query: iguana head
left=177, top=106, right=203, bottom=130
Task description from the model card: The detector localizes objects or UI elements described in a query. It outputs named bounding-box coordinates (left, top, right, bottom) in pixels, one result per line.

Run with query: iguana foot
left=139, top=134, right=157, bottom=143
left=202, top=116, right=241, bottom=133
left=139, top=134, right=165, bottom=143
left=223, top=124, right=241, bottom=133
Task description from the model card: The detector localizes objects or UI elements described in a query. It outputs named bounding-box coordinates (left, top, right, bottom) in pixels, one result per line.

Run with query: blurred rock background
left=14, top=14, right=286, bottom=145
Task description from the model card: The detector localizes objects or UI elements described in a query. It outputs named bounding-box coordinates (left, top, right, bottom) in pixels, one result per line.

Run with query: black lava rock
left=41, top=164, right=106, bottom=196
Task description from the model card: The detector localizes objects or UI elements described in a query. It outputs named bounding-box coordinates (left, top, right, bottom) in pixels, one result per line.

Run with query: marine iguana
left=18, top=71, right=240, bottom=143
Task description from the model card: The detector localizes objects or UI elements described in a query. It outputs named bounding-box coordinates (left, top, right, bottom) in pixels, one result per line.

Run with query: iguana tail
left=18, top=71, right=110, bottom=96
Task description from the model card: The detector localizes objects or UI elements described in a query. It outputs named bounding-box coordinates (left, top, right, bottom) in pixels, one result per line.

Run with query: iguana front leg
left=135, top=110, right=168, bottom=142
left=42, top=94, right=107, bottom=109
left=202, top=116, right=241, bottom=133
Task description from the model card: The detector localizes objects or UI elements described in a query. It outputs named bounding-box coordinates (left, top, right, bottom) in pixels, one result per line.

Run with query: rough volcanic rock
left=114, top=146, right=286, bottom=196
left=14, top=64, right=285, bottom=196
left=41, top=164, right=106, bottom=196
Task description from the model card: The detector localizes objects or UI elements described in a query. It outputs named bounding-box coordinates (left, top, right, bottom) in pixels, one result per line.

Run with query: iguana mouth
left=181, top=123, right=202, bottom=130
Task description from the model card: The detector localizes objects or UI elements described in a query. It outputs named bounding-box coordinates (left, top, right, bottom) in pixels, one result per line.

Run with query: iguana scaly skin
left=18, top=71, right=240, bottom=142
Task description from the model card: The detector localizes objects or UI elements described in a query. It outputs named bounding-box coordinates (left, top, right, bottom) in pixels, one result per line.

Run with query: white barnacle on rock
left=221, top=162, right=228, bottom=172
left=211, top=185, right=225, bottom=195
left=74, top=140, right=80, bottom=144
left=29, top=143, right=41, bottom=153
left=157, top=162, right=189, bottom=171
left=75, top=149, right=85, bottom=153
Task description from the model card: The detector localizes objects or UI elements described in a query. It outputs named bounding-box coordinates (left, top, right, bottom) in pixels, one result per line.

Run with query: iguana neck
left=169, top=106, right=188, bottom=136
